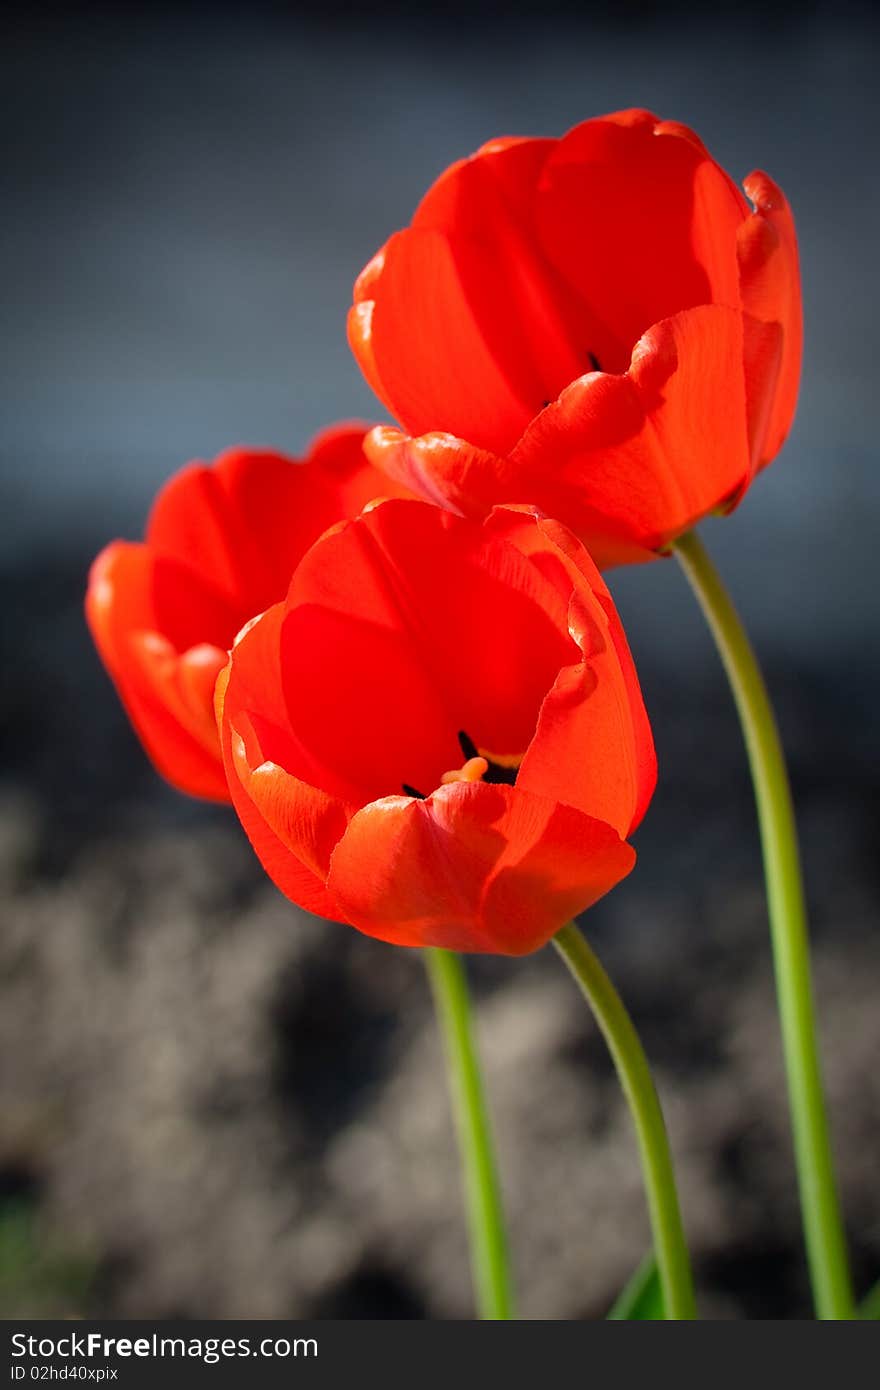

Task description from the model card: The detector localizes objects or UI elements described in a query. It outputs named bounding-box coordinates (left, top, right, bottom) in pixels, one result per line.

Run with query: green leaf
left=859, top=1277, right=880, bottom=1319
left=607, top=1251, right=666, bottom=1320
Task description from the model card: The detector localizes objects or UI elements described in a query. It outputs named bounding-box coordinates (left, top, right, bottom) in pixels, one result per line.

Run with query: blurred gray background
left=1, top=3, right=878, bottom=1319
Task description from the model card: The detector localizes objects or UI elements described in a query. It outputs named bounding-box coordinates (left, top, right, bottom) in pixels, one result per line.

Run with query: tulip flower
left=348, top=108, right=801, bottom=566
left=215, top=498, right=656, bottom=954
left=86, top=425, right=413, bottom=801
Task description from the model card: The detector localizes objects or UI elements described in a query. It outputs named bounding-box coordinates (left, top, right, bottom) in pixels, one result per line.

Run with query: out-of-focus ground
left=1, top=4, right=879, bottom=1317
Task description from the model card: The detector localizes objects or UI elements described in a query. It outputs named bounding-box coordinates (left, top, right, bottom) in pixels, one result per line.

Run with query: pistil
left=441, top=755, right=489, bottom=786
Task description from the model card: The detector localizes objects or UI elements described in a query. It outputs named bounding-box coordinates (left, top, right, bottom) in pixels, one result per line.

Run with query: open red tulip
left=215, top=499, right=656, bottom=954
left=86, top=425, right=413, bottom=801
left=348, top=108, right=801, bottom=567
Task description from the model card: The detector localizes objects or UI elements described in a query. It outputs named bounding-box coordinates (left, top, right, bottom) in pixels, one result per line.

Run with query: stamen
left=404, top=733, right=522, bottom=801
left=457, top=730, right=480, bottom=761
left=457, top=729, right=520, bottom=787
left=588, top=351, right=602, bottom=372
left=441, top=756, right=489, bottom=786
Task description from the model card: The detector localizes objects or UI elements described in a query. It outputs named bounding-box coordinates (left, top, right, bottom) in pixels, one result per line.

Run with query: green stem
left=553, top=922, right=696, bottom=1320
left=424, top=948, right=515, bottom=1319
left=673, top=529, right=854, bottom=1319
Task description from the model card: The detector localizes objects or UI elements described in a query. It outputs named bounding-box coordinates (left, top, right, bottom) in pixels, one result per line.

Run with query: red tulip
left=348, top=109, right=801, bottom=566
left=86, top=425, right=413, bottom=801
left=215, top=499, right=656, bottom=953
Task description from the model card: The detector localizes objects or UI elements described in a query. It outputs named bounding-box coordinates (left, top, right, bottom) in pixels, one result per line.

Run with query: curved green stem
left=553, top=922, right=696, bottom=1320
left=673, top=529, right=854, bottom=1320
left=424, top=948, right=515, bottom=1319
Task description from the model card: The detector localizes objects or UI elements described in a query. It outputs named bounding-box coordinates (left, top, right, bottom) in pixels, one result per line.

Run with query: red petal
left=510, top=304, right=751, bottom=553
left=147, top=432, right=392, bottom=632
left=592, top=589, right=657, bottom=834
left=347, top=298, right=396, bottom=417
left=537, top=112, right=748, bottom=359
left=483, top=505, right=615, bottom=602
left=90, top=429, right=403, bottom=804
left=737, top=172, right=802, bottom=471
left=327, top=780, right=635, bottom=955
left=282, top=500, right=575, bottom=796
left=362, top=227, right=537, bottom=452
left=483, top=509, right=657, bottom=833
left=228, top=728, right=351, bottom=896
left=279, top=595, right=459, bottom=805
left=216, top=632, right=351, bottom=921
left=86, top=543, right=229, bottom=800
left=302, top=421, right=417, bottom=510
left=364, top=426, right=653, bottom=570
left=218, top=601, right=356, bottom=801
left=365, top=425, right=510, bottom=515
left=412, top=137, right=612, bottom=415
left=413, top=137, right=555, bottom=231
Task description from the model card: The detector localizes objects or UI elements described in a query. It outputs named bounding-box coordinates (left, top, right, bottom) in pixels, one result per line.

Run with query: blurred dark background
left=1, top=2, right=878, bottom=1318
